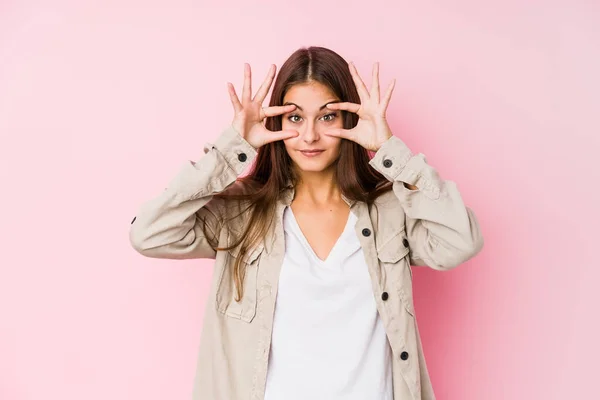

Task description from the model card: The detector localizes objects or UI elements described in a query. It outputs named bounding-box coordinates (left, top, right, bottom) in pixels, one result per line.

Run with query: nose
left=301, top=121, right=320, bottom=144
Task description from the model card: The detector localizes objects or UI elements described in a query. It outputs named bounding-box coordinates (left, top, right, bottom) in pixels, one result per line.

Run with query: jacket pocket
left=215, top=243, right=263, bottom=323
left=376, top=228, right=415, bottom=316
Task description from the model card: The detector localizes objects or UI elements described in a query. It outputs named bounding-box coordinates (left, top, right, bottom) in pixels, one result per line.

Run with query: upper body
left=129, top=46, right=484, bottom=400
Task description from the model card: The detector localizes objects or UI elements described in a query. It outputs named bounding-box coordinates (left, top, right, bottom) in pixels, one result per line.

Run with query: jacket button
left=238, top=153, right=247, bottom=162
left=400, top=351, right=409, bottom=360
left=381, top=292, right=389, bottom=301
left=131, top=216, right=136, bottom=224
left=383, top=159, right=393, bottom=168
left=402, top=238, right=409, bottom=248
left=361, top=228, right=371, bottom=237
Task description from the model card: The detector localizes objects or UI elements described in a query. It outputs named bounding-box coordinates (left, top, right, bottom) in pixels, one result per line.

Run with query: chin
left=296, top=165, right=329, bottom=173
left=292, top=158, right=337, bottom=173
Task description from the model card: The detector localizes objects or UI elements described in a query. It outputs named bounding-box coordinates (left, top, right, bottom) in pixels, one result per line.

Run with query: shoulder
left=372, top=187, right=400, bottom=211
left=369, top=188, right=406, bottom=237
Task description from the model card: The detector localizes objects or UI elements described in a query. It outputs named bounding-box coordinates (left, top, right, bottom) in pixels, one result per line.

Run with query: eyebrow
left=282, top=101, right=340, bottom=112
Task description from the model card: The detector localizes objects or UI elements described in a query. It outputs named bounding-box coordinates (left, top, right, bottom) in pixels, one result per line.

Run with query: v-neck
left=285, top=207, right=354, bottom=265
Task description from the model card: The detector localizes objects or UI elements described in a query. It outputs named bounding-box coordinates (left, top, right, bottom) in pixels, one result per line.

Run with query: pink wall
left=1, top=0, right=598, bottom=399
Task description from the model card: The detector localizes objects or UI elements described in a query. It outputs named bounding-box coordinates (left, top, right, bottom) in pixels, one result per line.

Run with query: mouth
left=299, top=150, right=325, bottom=157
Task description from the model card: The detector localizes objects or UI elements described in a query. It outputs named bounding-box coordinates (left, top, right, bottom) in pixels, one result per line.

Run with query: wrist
left=374, top=134, right=393, bottom=152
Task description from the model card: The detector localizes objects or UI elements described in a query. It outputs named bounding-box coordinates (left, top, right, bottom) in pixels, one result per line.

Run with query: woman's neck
left=293, top=168, right=343, bottom=207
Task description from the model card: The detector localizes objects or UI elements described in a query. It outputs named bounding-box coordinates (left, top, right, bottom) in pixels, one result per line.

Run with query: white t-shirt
left=263, top=206, right=394, bottom=400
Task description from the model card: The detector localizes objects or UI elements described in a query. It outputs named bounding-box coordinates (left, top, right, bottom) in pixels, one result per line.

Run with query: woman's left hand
left=324, top=61, right=396, bottom=152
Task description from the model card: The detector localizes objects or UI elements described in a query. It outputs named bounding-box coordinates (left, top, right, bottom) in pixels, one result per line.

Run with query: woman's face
left=281, top=81, right=344, bottom=174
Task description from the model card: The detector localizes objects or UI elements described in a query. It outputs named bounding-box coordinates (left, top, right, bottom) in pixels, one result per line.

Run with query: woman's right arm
left=129, top=125, right=257, bottom=260
left=129, top=63, right=298, bottom=260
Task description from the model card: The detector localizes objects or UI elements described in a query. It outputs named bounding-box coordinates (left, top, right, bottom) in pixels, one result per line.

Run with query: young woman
left=129, top=46, right=484, bottom=400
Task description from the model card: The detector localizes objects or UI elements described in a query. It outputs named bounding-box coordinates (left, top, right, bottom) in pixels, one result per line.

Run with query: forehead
left=283, top=81, right=338, bottom=109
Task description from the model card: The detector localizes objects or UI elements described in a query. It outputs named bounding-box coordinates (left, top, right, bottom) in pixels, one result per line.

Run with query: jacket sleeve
left=129, top=125, right=257, bottom=260
left=369, top=135, right=484, bottom=270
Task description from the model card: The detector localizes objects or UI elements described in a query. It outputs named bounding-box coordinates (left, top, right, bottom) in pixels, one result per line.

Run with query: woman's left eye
left=321, top=113, right=337, bottom=122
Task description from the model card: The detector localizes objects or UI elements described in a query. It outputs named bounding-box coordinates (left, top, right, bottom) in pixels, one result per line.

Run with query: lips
left=299, top=150, right=325, bottom=157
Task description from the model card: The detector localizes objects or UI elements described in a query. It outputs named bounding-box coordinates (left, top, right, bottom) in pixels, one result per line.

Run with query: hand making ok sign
left=324, top=62, right=396, bottom=152
left=228, top=63, right=299, bottom=149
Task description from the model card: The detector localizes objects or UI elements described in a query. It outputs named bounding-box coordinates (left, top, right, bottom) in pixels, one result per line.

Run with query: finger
left=324, top=128, right=355, bottom=142
left=371, top=62, right=380, bottom=103
left=227, top=82, right=242, bottom=113
left=349, top=62, right=369, bottom=101
left=242, top=63, right=252, bottom=103
left=381, top=78, right=396, bottom=109
left=253, top=64, right=276, bottom=104
left=262, top=104, right=296, bottom=118
left=326, top=102, right=361, bottom=114
left=264, top=129, right=300, bottom=144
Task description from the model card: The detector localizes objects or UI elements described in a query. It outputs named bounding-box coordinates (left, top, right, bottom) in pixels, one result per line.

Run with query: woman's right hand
left=227, top=63, right=299, bottom=149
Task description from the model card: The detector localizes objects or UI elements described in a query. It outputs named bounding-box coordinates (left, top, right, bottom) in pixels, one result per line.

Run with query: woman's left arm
left=325, top=61, right=483, bottom=270
left=369, top=134, right=484, bottom=270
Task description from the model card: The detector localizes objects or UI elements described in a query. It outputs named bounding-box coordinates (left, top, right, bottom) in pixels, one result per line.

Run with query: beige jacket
left=129, top=125, right=484, bottom=400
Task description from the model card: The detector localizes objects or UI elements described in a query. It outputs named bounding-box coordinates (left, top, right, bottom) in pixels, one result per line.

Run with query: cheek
left=282, top=138, right=296, bottom=154
left=325, top=135, right=343, bottom=150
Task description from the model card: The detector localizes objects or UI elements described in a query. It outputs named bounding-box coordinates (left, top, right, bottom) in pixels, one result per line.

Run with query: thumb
left=324, top=128, right=354, bottom=141
left=264, top=129, right=299, bottom=144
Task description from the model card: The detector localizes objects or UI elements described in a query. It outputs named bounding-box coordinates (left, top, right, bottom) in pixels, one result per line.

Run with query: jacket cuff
left=369, top=135, right=414, bottom=182
left=207, top=125, right=258, bottom=175
left=370, top=135, right=442, bottom=199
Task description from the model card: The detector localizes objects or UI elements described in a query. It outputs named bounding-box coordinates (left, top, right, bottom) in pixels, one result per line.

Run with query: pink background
left=1, top=0, right=599, bottom=399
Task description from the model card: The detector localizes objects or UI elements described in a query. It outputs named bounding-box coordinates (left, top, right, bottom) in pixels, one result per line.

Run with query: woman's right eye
left=287, top=115, right=302, bottom=123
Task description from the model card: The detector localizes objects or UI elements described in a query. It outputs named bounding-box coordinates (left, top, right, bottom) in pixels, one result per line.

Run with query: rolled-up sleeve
left=370, top=135, right=484, bottom=270
left=129, top=125, right=257, bottom=260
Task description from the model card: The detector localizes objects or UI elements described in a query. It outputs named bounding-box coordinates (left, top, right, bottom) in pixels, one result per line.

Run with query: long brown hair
left=206, top=46, right=393, bottom=301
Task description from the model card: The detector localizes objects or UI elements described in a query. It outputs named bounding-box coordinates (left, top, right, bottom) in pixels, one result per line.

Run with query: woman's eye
left=321, top=113, right=337, bottom=122
left=287, top=113, right=337, bottom=123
